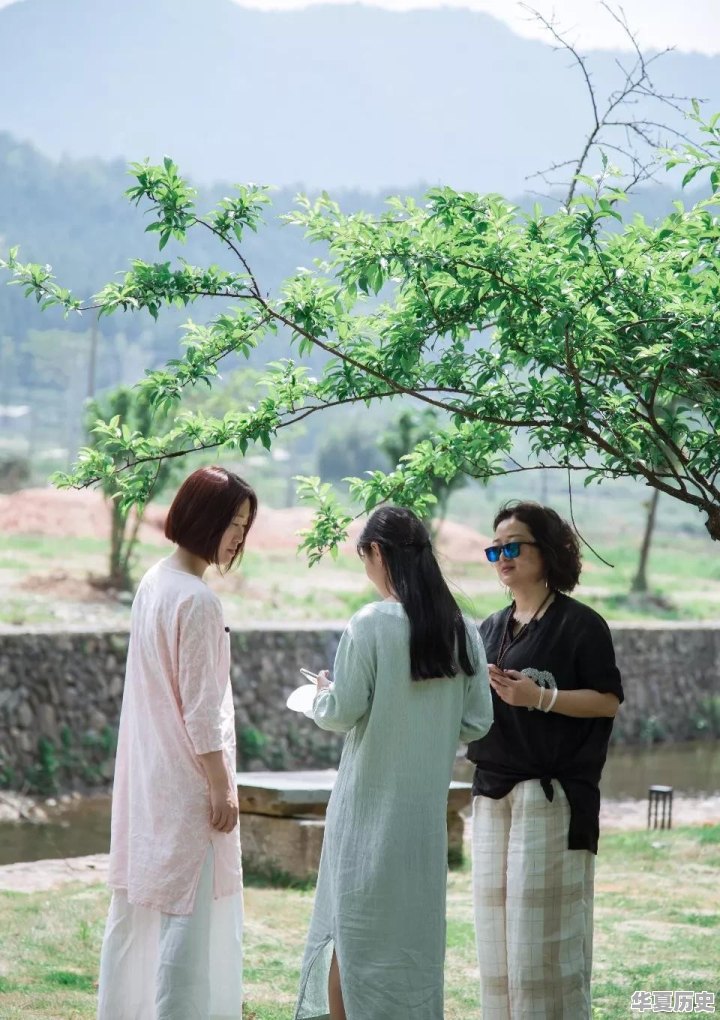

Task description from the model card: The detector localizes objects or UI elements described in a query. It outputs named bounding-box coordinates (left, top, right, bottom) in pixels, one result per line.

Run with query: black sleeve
left=573, top=613, right=624, bottom=703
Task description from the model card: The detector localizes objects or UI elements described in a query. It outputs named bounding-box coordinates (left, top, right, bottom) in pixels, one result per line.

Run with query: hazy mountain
left=1, top=0, right=719, bottom=192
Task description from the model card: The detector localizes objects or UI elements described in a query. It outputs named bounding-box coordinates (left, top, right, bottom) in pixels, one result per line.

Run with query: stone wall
left=608, top=623, right=720, bottom=743
left=0, top=623, right=718, bottom=792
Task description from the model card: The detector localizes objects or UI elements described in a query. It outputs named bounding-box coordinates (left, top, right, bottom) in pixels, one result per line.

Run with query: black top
left=467, top=593, right=624, bottom=854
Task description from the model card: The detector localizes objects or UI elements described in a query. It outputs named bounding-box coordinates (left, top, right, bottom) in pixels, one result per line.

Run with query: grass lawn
left=0, top=826, right=718, bottom=1019
left=2, top=523, right=720, bottom=629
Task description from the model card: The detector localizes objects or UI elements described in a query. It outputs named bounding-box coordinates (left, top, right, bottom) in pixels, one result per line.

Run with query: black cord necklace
left=496, top=590, right=554, bottom=669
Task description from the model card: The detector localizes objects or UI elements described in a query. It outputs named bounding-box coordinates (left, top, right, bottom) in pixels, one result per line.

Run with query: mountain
left=0, top=0, right=719, bottom=192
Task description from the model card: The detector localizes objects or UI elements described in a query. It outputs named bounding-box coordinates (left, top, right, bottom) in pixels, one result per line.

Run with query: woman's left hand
left=316, top=669, right=331, bottom=690
left=489, top=667, right=543, bottom=709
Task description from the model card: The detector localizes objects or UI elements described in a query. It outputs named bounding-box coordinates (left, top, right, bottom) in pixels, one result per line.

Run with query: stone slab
left=236, top=769, right=337, bottom=817
left=236, top=769, right=472, bottom=817
left=237, top=770, right=472, bottom=877
left=240, top=809, right=466, bottom=880
left=240, top=814, right=325, bottom=882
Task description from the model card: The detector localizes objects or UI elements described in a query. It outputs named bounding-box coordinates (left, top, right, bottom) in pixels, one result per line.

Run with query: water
left=601, top=740, right=720, bottom=799
left=0, top=796, right=111, bottom=867
left=0, top=742, right=718, bottom=866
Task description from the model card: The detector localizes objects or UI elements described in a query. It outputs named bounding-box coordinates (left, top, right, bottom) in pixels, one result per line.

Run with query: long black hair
left=357, top=506, right=475, bottom=681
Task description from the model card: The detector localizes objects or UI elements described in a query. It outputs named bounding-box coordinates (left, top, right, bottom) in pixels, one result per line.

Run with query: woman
left=294, top=506, right=493, bottom=1020
left=97, top=465, right=257, bottom=1020
left=467, top=501, right=623, bottom=1020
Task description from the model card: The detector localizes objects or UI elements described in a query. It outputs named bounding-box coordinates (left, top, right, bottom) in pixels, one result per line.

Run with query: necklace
left=496, top=590, right=554, bottom=669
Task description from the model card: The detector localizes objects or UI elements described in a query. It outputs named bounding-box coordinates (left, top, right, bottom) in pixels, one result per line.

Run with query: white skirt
left=97, top=846, right=243, bottom=1020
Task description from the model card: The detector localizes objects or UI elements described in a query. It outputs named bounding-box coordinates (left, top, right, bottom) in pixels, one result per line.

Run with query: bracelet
left=536, top=686, right=545, bottom=710
left=543, top=687, right=559, bottom=713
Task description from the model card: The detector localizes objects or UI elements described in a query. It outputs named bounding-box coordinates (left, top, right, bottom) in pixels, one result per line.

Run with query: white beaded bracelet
left=543, top=687, right=559, bottom=713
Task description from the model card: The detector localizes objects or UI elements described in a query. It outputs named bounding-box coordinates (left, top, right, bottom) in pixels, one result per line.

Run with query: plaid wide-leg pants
left=471, top=780, right=595, bottom=1020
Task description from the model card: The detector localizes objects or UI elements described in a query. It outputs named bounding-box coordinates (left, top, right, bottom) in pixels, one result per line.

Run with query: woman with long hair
left=294, top=505, right=493, bottom=1020
left=97, top=465, right=257, bottom=1020
left=468, top=501, right=623, bottom=1019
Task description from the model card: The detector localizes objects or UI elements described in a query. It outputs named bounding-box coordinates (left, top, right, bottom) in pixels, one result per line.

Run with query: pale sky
left=1, top=0, right=719, bottom=54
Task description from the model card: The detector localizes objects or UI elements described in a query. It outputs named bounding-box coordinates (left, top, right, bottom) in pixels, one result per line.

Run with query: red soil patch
left=0, top=488, right=492, bottom=564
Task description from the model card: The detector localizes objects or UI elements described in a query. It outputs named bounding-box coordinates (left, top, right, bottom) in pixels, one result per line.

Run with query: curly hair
left=493, top=501, right=582, bottom=592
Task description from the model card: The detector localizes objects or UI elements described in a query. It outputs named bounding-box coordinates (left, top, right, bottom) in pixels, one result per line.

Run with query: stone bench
left=236, top=769, right=471, bottom=881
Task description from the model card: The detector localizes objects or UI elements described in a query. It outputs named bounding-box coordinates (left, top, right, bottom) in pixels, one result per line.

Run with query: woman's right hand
left=199, top=749, right=239, bottom=833
left=210, top=782, right=239, bottom=833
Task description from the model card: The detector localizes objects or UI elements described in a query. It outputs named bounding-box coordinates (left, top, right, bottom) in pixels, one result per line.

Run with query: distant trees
left=84, top=386, right=175, bottom=590
left=379, top=409, right=467, bottom=533
left=318, top=424, right=388, bottom=486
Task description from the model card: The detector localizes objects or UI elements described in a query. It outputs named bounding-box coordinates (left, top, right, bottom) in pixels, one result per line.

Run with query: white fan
left=286, top=669, right=321, bottom=716
left=285, top=683, right=318, bottom=715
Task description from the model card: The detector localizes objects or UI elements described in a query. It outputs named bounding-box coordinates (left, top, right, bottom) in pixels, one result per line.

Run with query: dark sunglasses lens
left=485, top=547, right=501, bottom=563
left=503, top=542, right=521, bottom=559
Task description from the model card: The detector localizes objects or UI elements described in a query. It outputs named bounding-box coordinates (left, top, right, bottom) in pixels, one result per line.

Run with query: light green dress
left=294, top=600, right=493, bottom=1020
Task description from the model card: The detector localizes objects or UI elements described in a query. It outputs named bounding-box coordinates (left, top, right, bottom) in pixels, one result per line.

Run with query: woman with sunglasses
left=467, top=501, right=623, bottom=1020
left=294, top=506, right=493, bottom=1020
left=97, top=466, right=257, bottom=1020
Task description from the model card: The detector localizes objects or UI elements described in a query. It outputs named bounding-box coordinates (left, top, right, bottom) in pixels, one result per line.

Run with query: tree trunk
left=117, top=507, right=145, bottom=587
left=705, top=505, right=720, bottom=542
left=631, top=488, right=660, bottom=594
left=109, top=503, right=132, bottom=590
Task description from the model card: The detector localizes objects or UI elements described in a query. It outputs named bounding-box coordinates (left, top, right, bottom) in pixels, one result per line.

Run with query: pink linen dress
left=97, top=559, right=243, bottom=1020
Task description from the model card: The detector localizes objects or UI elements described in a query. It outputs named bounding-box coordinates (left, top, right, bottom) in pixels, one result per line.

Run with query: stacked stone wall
left=0, top=623, right=718, bottom=792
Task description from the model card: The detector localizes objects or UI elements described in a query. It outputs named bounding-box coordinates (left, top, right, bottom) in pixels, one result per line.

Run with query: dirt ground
left=0, top=486, right=491, bottom=559
left=0, top=487, right=497, bottom=626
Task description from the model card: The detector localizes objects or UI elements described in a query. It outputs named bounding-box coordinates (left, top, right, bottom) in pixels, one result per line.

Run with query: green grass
left=2, top=475, right=720, bottom=626
left=0, top=828, right=718, bottom=1019
left=0, top=599, right=56, bottom=627
left=0, top=535, right=109, bottom=556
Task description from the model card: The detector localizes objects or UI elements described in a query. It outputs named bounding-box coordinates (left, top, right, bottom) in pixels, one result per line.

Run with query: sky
left=0, top=0, right=718, bottom=54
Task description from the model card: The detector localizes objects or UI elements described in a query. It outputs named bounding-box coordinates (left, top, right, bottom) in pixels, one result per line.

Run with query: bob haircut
left=164, top=466, right=257, bottom=569
left=357, top=505, right=475, bottom=682
left=493, top=500, right=581, bottom=593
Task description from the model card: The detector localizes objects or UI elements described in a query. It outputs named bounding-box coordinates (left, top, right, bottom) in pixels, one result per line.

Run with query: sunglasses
left=484, top=541, right=538, bottom=563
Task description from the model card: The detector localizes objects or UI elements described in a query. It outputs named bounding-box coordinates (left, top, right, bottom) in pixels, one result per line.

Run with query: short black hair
left=164, top=466, right=257, bottom=568
left=493, top=501, right=581, bottom=592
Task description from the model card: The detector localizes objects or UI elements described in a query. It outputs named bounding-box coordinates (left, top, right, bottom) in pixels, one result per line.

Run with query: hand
left=489, top=667, right=542, bottom=709
left=209, top=783, right=239, bottom=834
left=316, top=669, right=331, bottom=690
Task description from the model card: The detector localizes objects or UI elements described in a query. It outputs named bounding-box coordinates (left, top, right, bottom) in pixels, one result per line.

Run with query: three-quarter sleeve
left=459, top=620, right=494, bottom=743
left=177, top=594, right=227, bottom=754
left=313, top=622, right=375, bottom=733
left=574, top=614, right=624, bottom=702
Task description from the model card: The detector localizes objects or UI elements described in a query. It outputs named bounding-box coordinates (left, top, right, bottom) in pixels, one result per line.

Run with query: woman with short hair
left=294, top=505, right=493, bottom=1020
left=97, top=465, right=257, bottom=1020
left=468, top=501, right=624, bottom=1020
